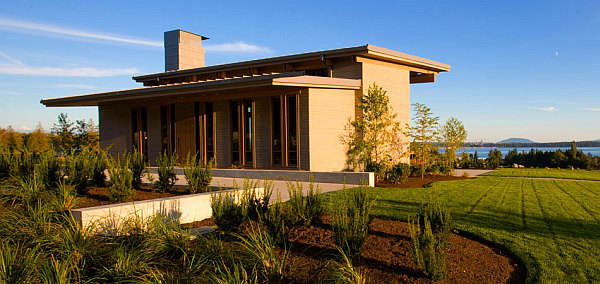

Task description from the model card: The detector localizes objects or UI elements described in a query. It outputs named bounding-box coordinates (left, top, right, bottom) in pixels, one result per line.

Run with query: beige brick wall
left=360, top=57, right=411, bottom=163
left=214, top=100, right=230, bottom=168
left=307, top=88, right=356, bottom=172
left=99, top=104, right=131, bottom=158
left=147, top=105, right=162, bottom=165
left=254, top=97, right=271, bottom=168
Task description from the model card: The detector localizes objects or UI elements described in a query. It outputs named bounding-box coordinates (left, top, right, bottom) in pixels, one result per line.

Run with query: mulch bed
left=377, top=175, right=470, bottom=189
left=284, top=217, right=524, bottom=283
left=192, top=216, right=524, bottom=283
left=74, top=186, right=189, bottom=208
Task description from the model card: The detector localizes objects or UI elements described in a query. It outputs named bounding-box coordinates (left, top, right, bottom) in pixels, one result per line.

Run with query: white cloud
left=530, top=106, right=558, bottom=112
left=204, top=41, right=273, bottom=53
left=52, top=84, right=97, bottom=89
left=0, top=17, right=162, bottom=47
left=0, top=64, right=137, bottom=77
left=0, top=90, right=20, bottom=96
left=0, top=51, right=137, bottom=77
left=583, top=108, right=600, bottom=111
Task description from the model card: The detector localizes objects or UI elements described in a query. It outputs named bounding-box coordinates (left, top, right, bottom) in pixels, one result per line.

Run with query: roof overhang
left=132, top=44, right=450, bottom=83
left=40, top=73, right=361, bottom=107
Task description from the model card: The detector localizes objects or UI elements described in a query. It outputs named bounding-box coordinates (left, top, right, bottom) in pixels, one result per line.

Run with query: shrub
left=260, top=190, right=295, bottom=247
left=416, top=195, right=452, bottom=247
left=34, top=149, right=61, bottom=188
left=331, top=186, right=374, bottom=256
left=183, top=153, right=213, bottom=194
left=64, top=149, right=95, bottom=195
left=387, top=163, right=410, bottom=184
left=438, top=165, right=452, bottom=176
left=155, top=150, right=177, bottom=193
left=129, top=149, right=145, bottom=189
left=242, top=179, right=273, bottom=222
left=107, top=154, right=133, bottom=203
left=286, top=176, right=324, bottom=226
left=91, top=149, right=108, bottom=187
left=211, top=190, right=244, bottom=232
left=409, top=216, right=447, bottom=281
left=0, top=147, right=10, bottom=177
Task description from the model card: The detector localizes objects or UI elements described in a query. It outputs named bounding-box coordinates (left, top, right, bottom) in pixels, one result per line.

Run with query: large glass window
left=272, top=95, right=298, bottom=167
left=205, top=103, right=215, bottom=162
left=131, top=107, right=148, bottom=162
left=231, top=100, right=253, bottom=167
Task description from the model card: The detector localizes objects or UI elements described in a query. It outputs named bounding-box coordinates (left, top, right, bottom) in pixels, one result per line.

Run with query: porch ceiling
left=40, top=72, right=361, bottom=107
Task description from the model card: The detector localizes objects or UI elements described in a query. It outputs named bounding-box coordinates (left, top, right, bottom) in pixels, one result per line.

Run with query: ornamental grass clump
left=49, top=179, right=78, bottom=211
left=155, top=150, right=177, bottom=193
left=331, top=186, right=374, bottom=257
left=183, top=153, right=213, bottom=194
left=64, top=148, right=95, bottom=195
left=129, top=149, right=146, bottom=189
left=91, top=149, right=108, bottom=187
left=409, top=195, right=452, bottom=281
left=107, top=154, right=133, bottom=203
left=237, top=223, right=289, bottom=282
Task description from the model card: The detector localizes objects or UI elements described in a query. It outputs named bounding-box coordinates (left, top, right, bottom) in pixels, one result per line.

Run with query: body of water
left=448, top=147, right=600, bottom=159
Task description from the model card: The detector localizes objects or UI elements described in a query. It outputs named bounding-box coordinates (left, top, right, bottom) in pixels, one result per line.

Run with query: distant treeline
left=457, top=141, right=600, bottom=170
left=463, top=141, right=600, bottom=148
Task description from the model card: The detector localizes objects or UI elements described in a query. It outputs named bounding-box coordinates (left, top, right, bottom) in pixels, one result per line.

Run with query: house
left=41, top=30, right=449, bottom=172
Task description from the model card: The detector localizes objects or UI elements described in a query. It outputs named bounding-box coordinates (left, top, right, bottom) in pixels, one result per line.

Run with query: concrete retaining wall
left=149, top=168, right=375, bottom=187
left=71, top=187, right=263, bottom=234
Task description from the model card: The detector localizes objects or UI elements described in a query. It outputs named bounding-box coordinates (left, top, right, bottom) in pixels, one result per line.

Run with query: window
left=231, top=100, right=253, bottom=167
left=131, top=107, right=148, bottom=161
left=272, top=95, right=298, bottom=167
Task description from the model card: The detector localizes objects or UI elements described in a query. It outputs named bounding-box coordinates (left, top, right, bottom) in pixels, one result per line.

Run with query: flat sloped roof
left=41, top=72, right=361, bottom=107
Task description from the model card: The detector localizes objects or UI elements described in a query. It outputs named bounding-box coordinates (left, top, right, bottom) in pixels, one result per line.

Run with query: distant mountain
left=498, top=138, right=536, bottom=144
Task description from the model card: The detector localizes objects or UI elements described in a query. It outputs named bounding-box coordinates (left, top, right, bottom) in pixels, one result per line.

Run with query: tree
left=52, top=113, right=75, bottom=150
left=75, top=118, right=99, bottom=149
left=25, top=122, right=51, bottom=152
left=341, top=83, right=407, bottom=174
left=438, top=117, right=467, bottom=168
left=411, top=103, right=439, bottom=179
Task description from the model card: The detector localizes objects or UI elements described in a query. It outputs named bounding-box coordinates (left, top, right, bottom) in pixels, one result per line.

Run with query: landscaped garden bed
left=74, top=185, right=190, bottom=208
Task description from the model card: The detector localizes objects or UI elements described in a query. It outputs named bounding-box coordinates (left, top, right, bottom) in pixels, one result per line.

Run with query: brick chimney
left=164, top=30, right=209, bottom=71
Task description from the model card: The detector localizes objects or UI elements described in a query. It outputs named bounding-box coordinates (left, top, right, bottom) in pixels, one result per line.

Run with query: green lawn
left=325, top=172, right=600, bottom=283
left=483, top=168, right=600, bottom=181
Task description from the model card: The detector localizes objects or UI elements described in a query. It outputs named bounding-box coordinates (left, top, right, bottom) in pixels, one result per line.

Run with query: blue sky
left=0, top=0, right=598, bottom=142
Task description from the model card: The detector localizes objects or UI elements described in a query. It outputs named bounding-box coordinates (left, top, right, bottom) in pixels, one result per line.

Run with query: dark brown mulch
left=74, top=186, right=189, bottom=208
left=283, top=217, right=525, bottom=283
left=377, top=175, right=470, bottom=189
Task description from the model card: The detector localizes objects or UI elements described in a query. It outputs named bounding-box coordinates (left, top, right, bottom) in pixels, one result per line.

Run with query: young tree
left=52, top=113, right=75, bottom=150
left=411, top=103, right=439, bottom=179
left=75, top=118, right=99, bottom=149
left=341, top=83, right=407, bottom=173
left=438, top=117, right=467, bottom=168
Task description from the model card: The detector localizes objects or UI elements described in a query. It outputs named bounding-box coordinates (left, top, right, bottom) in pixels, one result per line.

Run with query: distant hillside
left=498, top=138, right=536, bottom=144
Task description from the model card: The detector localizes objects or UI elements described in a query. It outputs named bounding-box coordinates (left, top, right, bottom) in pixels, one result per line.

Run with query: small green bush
left=286, top=176, right=324, bottom=226
left=91, top=149, right=108, bottom=187
left=211, top=190, right=244, bottom=232
left=438, top=165, right=452, bottom=176
left=64, top=149, right=95, bottom=195
left=387, top=163, right=410, bottom=184
left=183, top=153, right=213, bottom=194
left=155, top=150, right=177, bottom=193
left=129, top=149, right=146, bottom=189
left=409, top=215, right=447, bottom=281
left=242, top=179, right=273, bottom=221
left=33, top=150, right=61, bottom=188
left=416, top=195, right=452, bottom=247
left=260, top=190, right=295, bottom=247
left=331, top=186, right=374, bottom=256
left=107, top=154, right=133, bottom=203
left=0, top=147, right=10, bottom=177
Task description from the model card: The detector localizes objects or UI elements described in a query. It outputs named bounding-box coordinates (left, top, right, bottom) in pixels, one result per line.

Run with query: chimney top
left=164, top=30, right=209, bottom=72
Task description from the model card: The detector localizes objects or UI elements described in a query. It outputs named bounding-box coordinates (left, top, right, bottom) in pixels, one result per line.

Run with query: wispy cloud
left=0, top=65, right=137, bottom=77
left=204, top=41, right=273, bottom=53
left=530, top=106, right=558, bottom=112
left=52, top=84, right=97, bottom=89
left=583, top=108, right=600, bottom=111
left=0, top=90, right=20, bottom=96
left=0, top=51, right=137, bottom=77
left=0, top=17, right=162, bottom=47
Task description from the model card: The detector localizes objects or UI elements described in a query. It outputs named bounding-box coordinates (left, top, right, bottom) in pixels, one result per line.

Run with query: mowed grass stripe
left=484, top=168, right=600, bottom=181
left=552, top=180, right=600, bottom=222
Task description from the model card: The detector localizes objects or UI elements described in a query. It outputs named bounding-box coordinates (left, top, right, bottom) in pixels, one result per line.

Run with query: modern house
left=41, top=30, right=449, bottom=172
